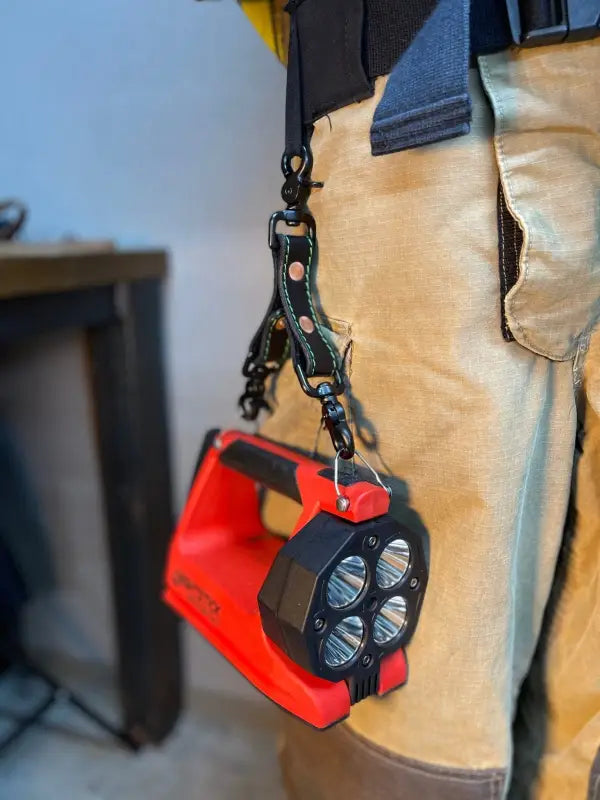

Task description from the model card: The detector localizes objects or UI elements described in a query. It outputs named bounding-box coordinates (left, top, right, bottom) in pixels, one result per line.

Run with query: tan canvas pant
left=259, top=40, right=600, bottom=800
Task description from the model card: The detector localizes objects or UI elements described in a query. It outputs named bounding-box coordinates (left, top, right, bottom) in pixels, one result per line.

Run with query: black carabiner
left=280, top=145, right=324, bottom=211
left=319, top=384, right=355, bottom=460
left=239, top=364, right=272, bottom=421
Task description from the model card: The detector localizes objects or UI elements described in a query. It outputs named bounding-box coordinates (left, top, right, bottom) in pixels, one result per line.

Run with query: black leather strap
left=240, top=283, right=287, bottom=420
left=244, top=291, right=288, bottom=377
left=239, top=232, right=338, bottom=419
left=296, top=0, right=372, bottom=123
left=275, top=233, right=338, bottom=379
left=259, top=311, right=289, bottom=367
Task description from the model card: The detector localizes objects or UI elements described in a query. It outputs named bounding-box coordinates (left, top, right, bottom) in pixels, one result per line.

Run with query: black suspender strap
left=238, top=0, right=354, bottom=459
left=283, top=0, right=306, bottom=159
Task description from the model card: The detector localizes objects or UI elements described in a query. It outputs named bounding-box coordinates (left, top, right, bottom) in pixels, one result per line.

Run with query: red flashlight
left=164, top=429, right=427, bottom=729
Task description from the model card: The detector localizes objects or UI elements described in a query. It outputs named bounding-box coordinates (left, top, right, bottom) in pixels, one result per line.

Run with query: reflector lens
left=373, top=596, right=408, bottom=645
left=326, top=555, right=367, bottom=609
left=376, top=539, right=410, bottom=589
left=323, top=616, right=365, bottom=668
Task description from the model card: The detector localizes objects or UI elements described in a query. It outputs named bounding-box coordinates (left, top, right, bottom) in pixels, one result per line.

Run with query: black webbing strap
left=283, top=0, right=306, bottom=158
left=364, top=0, right=440, bottom=79
left=295, top=0, right=373, bottom=124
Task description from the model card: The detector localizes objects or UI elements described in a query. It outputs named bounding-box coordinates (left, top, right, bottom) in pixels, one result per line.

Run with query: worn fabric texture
left=259, top=40, right=600, bottom=800
left=509, top=326, right=600, bottom=800
left=280, top=715, right=506, bottom=800
left=479, top=42, right=600, bottom=361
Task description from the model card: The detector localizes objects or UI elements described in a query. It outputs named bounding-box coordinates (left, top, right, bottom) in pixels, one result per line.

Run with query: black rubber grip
left=219, top=439, right=302, bottom=503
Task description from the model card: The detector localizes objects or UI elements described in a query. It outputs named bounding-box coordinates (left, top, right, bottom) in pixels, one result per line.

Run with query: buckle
left=506, top=0, right=600, bottom=47
left=268, top=209, right=316, bottom=250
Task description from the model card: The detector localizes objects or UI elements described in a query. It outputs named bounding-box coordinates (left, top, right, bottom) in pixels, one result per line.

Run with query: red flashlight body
left=164, top=430, right=409, bottom=729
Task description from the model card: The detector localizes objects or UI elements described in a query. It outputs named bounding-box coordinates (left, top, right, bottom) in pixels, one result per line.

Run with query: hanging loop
left=333, top=449, right=392, bottom=498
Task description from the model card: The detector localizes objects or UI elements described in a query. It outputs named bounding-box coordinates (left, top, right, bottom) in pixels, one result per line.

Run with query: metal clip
left=269, top=208, right=316, bottom=250
left=281, top=145, right=324, bottom=210
left=319, top=385, right=354, bottom=460
left=238, top=365, right=272, bottom=421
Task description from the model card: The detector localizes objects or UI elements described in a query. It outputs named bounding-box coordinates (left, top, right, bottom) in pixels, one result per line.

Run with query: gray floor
left=0, top=660, right=286, bottom=800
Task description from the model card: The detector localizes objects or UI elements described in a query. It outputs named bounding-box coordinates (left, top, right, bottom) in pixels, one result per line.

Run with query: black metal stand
left=0, top=648, right=140, bottom=756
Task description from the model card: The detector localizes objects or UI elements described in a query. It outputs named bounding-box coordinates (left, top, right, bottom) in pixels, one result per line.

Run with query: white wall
left=0, top=0, right=285, bottom=696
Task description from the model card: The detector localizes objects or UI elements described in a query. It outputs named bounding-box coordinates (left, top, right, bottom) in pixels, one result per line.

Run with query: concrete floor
left=0, top=660, right=286, bottom=800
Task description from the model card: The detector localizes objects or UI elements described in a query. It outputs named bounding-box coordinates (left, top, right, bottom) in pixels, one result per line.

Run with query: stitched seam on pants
left=478, top=57, right=566, bottom=362
left=492, top=772, right=506, bottom=800
left=478, top=58, right=533, bottom=355
left=499, top=184, right=508, bottom=298
left=592, top=774, right=600, bottom=800
left=504, top=387, right=546, bottom=787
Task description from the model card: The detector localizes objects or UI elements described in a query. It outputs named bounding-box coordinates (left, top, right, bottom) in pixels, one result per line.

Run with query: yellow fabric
left=261, top=41, right=600, bottom=799
left=240, top=0, right=287, bottom=62
left=263, top=68, right=574, bottom=777
left=528, top=330, right=600, bottom=799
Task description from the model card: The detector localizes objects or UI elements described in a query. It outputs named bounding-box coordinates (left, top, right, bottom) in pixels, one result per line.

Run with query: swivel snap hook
left=280, top=145, right=324, bottom=211
left=318, top=384, right=354, bottom=460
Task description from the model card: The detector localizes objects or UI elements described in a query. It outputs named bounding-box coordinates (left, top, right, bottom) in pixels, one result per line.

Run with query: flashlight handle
left=219, top=436, right=304, bottom=503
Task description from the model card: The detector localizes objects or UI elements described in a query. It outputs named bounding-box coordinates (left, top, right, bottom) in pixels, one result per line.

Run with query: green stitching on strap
left=262, top=313, right=289, bottom=367
left=280, top=234, right=339, bottom=376
left=281, top=236, right=316, bottom=374
left=263, top=314, right=279, bottom=359
left=279, top=338, right=290, bottom=365
left=305, top=236, right=338, bottom=368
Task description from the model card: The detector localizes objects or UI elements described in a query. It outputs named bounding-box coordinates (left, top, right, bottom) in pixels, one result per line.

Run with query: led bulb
left=376, top=539, right=410, bottom=589
left=373, top=596, right=408, bottom=645
left=326, top=555, right=367, bottom=609
left=323, top=616, right=365, bottom=668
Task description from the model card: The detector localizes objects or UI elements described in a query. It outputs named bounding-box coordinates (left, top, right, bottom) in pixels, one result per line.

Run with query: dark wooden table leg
left=86, top=277, right=182, bottom=744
